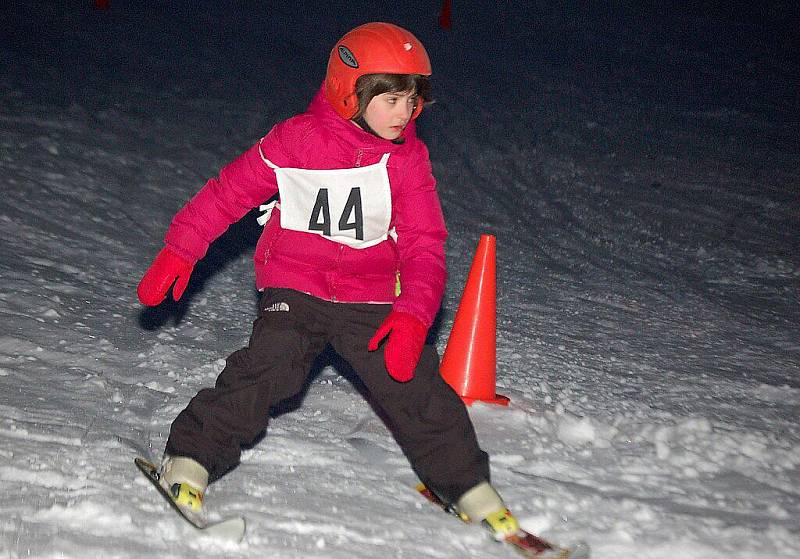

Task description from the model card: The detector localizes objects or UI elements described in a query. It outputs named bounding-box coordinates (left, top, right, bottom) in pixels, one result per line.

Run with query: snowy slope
left=1, top=1, right=798, bottom=558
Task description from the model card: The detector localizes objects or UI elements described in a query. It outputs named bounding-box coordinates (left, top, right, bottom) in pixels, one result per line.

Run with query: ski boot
left=158, top=456, right=209, bottom=513
left=455, top=481, right=520, bottom=540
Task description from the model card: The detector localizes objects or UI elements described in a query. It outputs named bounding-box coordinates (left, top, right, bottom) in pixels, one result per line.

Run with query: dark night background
left=1, top=1, right=798, bottom=557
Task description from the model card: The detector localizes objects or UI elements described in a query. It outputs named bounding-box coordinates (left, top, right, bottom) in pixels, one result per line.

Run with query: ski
left=416, top=484, right=590, bottom=559
left=135, top=457, right=246, bottom=542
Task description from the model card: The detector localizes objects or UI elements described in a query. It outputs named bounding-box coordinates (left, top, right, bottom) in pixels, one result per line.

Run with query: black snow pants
left=166, top=288, right=490, bottom=504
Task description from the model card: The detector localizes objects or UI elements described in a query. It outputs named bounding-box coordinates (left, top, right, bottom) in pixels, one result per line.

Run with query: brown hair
left=352, top=73, right=432, bottom=120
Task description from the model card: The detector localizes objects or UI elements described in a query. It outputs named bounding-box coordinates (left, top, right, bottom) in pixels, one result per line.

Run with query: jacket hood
left=306, top=83, right=418, bottom=152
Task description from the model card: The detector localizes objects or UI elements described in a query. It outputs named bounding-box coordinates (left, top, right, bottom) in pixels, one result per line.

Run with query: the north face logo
left=264, top=302, right=290, bottom=312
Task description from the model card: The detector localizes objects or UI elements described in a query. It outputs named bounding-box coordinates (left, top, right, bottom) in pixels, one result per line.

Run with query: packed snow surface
left=1, top=2, right=797, bottom=558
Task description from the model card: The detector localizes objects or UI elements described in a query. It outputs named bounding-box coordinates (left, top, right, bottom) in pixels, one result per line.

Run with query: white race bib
left=258, top=142, right=392, bottom=250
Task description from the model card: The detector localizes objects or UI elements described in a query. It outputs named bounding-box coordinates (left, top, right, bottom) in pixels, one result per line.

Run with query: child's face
left=362, top=90, right=418, bottom=141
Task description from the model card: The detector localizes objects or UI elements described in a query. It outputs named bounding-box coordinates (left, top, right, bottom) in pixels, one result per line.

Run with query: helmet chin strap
left=353, top=116, right=405, bottom=145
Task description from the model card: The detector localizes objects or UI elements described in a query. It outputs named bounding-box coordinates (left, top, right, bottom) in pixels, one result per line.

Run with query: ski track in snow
left=1, top=2, right=798, bottom=558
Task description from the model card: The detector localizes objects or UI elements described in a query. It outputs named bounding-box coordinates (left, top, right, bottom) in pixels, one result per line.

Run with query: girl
left=138, top=22, right=519, bottom=538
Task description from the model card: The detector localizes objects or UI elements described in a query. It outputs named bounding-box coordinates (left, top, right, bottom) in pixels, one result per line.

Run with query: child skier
left=137, top=22, right=519, bottom=538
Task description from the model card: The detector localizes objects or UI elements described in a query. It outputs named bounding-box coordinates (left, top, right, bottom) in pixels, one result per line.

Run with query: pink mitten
left=137, top=247, right=194, bottom=306
left=368, top=310, right=427, bottom=382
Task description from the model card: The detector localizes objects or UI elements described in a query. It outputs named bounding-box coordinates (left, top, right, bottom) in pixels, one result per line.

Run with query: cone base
left=461, top=393, right=510, bottom=407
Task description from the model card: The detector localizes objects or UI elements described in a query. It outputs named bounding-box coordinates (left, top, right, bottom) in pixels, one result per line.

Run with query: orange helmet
left=325, top=22, right=432, bottom=120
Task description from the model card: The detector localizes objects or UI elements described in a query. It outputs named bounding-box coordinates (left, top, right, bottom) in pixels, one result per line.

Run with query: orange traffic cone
left=439, top=0, right=452, bottom=30
left=440, top=235, right=509, bottom=406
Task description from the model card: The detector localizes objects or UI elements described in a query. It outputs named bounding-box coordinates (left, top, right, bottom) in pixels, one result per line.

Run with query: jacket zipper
left=331, top=244, right=345, bottom=302
left=263, top=225, right=283, bottom=264
left=332, top=150, right=363, bottom=301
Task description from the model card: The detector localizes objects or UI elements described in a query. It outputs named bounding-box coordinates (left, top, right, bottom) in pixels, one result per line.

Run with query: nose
left=399, top=103, right=414, bottom=122
left=396, top=100, right=413, bottom=121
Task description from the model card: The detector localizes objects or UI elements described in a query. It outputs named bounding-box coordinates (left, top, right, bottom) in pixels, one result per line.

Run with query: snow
left=1, top=1, right=798, bottom=557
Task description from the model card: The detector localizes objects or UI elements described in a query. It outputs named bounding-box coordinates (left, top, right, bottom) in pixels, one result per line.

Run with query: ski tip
left=203, top=516, right=247, bottom=542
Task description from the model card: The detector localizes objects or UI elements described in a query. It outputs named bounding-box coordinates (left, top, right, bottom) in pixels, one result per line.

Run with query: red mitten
left=368, top=310, right=427, bottom=382
left=137, top=247, right=194, bottom=306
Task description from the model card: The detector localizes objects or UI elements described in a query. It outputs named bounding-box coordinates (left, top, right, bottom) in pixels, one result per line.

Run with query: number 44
left=308, top=187, right=364, bottom=240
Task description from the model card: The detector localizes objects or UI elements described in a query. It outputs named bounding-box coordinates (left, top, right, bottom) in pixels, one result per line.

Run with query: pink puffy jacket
left=163, top=85, right=447, bottom=328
